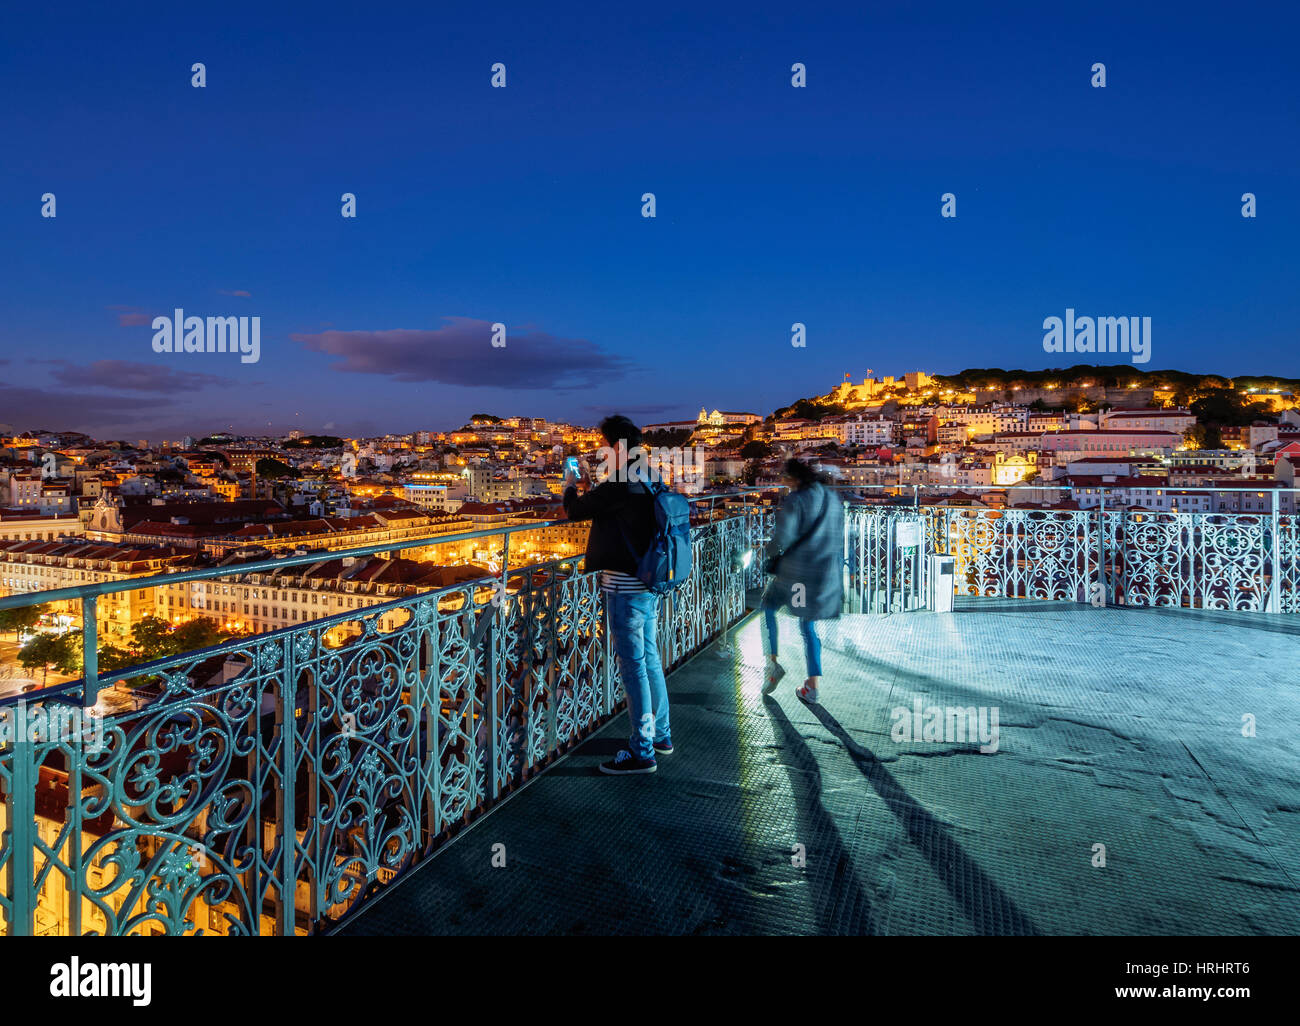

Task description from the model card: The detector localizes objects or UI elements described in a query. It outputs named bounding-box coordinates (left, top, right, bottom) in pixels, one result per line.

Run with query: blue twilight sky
left=1, top=1, right=1297, bottom=441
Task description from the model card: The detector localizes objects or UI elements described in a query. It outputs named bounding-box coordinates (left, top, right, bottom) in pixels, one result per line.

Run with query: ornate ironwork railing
left=846, top=504, right=1299, bottom=614
left=0, top=498, right=774, bottom=936
left=7, top=489, right=1292, bottom=936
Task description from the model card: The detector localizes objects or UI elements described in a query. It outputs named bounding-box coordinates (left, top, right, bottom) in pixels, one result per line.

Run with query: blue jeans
left=763, top=596, right=823, bottom=677
left=607, top=590, right=670, bottom=761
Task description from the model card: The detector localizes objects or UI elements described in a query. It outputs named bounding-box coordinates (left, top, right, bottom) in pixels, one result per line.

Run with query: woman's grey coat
left=766, top=482, right=845, bottom=621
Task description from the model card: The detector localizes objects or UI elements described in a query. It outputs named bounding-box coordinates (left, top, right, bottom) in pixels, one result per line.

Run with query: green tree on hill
left=643, top=428, right=693, bottom=449
left=283, top=435, right=344, bottom=450
left=255, top=457, right=299, bottom=480
left=776, top=399, right=846, bottom=422
left=1190, top=392, right=1271, bottom=429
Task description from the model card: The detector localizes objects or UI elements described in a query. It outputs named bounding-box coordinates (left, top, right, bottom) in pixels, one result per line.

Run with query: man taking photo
left=562, top=414, right=672, bottom=775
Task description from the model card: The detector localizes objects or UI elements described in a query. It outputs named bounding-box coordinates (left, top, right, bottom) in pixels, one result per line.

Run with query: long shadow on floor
left=831, top=640, right=1041, bottom=732
left=797, top=699, right=1042, bottom=936
left=763, top=695, right=880, bottom=935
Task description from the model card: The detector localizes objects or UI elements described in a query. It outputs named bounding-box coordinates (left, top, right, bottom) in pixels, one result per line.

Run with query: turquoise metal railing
left=845, top=500, right=1300, bottom=614
left=0, top=493, right=776, bottom=936
left=6, top=482, right=1294, bottom=935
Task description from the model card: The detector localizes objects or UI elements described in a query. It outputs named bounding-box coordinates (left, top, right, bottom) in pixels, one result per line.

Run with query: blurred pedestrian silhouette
left=761, top=459, right=845, bottom=704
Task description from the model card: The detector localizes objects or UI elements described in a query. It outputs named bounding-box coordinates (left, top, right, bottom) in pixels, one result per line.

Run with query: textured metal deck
left=341, top=599, right=1300, bottom=936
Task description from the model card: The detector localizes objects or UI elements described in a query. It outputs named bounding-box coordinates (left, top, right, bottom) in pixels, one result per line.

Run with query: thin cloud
left=106, top=304, right=155, bottom=327
left=48, top=359, right=232, bottom=393
left=0, top=383, right=178, bottom=430
left=219, top=289, right=252, bottom=298
left=582, top=403, right=679, bottom=417
left=292, top=317, right=633, bottom=390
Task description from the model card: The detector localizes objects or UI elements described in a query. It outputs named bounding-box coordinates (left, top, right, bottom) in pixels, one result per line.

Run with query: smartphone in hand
left=563, top=456, right=582, bottom=491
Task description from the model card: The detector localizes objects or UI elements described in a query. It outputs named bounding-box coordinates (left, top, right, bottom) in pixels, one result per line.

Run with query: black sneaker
left=653, top=739, right=674, bottom=755
left=599, top=749, right=658, bottom=775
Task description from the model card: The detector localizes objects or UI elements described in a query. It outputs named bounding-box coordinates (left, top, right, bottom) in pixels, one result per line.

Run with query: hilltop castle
left=827, top=371, right=934, bottom=407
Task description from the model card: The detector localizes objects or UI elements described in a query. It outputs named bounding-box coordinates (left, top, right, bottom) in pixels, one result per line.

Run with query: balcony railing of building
left=0, top=491, right=776, bottom=936
left=2, top=483, right=1297, bottom=936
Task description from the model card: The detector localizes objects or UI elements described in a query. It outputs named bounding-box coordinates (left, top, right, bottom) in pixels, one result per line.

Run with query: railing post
left=918, top=508, right=928, bottom=607
left=546, top=564, right=560, bottom=759
left=483, top=607, right=500, bottom=802
left=487, top=532, right=509, bottom=791
left=1269, top=489, right=1281, bottom=614
left=886, top=511, right=895, bottom=612
left=1096, top=495, right=1106, bottom=605
left=9, top=712, right=36, bottom=936
left=81, top=595, right=98, bottom=707
left=601, top=593, right=614, bottom=717
left=276, top=634, right=296, bottom=937
left=68, top=725, right=84, bottom=936
left=857, top=505, right=867, bottom=613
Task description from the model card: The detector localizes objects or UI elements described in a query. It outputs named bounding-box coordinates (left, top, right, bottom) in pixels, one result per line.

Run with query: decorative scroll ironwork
left=1280, top=515, right=1300, bottom=614
left=1, top=508, right=768, bottom=937
left=940, top=508, right=1101, bottom=602
left=845, top=504, right=1297, bottom=613
left=844, top=506, right=927, bottom=613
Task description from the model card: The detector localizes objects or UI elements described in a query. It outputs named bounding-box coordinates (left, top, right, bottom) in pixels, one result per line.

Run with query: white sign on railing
left=895, top=520, right=922, bottom=549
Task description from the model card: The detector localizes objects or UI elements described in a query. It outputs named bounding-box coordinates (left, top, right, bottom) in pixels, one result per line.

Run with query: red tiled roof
left=1046, top=430, right=1182, bottom=438
left=0, top=509, right=81, bottom=521
left=116, top=498, right=284, bottom=528
left=1065, top=456, right=1150, bottom=464
left=1067, top=475, right=1171, bottom=488
left=1104, top=410, right=1193, bottom=419
left=127, top=521, right=227, bottom=538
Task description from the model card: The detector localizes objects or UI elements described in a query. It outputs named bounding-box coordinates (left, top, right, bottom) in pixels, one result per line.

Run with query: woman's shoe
left=795, top=680, right=820, bottom=705
left=763, top=661, right=786, bottom=693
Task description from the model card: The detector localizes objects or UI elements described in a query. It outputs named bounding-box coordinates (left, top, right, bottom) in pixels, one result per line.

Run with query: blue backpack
left=619, top=480, right=693, bottom=594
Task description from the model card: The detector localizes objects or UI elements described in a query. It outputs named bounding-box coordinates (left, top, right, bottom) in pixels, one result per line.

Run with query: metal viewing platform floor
left=341, top=599, right=1300, bottom=936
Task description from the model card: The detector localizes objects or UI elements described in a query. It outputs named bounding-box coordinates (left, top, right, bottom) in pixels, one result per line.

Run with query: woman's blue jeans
left=763, top=594, right=822, bottom=677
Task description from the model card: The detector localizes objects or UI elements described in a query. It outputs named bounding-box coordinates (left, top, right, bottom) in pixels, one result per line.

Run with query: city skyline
left=3, top=359, right=1297, bottom=443
left=3, top=2, right=1298, bottom=439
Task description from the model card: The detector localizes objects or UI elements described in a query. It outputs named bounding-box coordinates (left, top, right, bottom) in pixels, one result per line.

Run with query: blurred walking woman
left=761, top=459, right=845, bottom=704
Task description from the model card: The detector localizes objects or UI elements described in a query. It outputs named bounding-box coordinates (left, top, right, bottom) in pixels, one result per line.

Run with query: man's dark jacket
left=563, top=480, right=656, bottom=574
